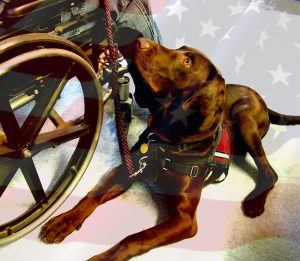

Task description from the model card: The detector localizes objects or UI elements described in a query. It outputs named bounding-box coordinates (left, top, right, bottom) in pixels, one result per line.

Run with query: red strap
left=213, top=127, right=231, bottom=165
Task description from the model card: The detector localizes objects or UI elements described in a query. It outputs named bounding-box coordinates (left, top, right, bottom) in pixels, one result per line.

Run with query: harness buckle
left=190, top=165, right=199, bottom=177
left=162, top=158, right=170, bottom=171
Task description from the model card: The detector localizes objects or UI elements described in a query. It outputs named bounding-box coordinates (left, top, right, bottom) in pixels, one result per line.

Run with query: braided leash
left=102, top=0, right=135, bottom=175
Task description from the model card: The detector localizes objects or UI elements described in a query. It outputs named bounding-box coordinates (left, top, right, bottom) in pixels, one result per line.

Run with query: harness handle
left=101, top=0, right=135, bottom=176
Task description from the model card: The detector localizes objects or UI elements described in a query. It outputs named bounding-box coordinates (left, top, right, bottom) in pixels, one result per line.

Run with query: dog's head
left=134, top=38, right=224, bottom=97
left=134, top=38, right=226, bottom=144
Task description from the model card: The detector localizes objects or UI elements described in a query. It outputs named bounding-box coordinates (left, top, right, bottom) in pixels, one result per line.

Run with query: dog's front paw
left=242, top=196, right=265, bottom=218
left=242, top=186, right=273, bottom=218
left=40, top=212, right=82, bottom=244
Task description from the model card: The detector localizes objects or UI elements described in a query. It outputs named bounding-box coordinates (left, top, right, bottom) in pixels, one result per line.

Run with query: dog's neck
left=148, top=94, right=222, bottom=145
left=148, top=85, right=224, bottom=150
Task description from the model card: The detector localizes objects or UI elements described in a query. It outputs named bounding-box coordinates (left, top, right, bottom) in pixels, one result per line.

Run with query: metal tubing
left=10, top=93, right=36, bottom=111
left=119, top=76, right=130, bottom=101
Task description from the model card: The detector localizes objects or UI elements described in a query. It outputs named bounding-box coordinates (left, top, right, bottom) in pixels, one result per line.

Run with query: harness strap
left=161, top=158, right=210, bottom=178
left=131, top=124, right=230, bottom=181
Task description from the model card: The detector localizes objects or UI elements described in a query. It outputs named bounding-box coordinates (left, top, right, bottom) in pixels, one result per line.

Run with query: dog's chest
left=150, top=100, right=206, bottom=141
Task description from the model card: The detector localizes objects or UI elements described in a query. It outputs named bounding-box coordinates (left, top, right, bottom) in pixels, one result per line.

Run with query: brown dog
left=40, top=38, right=300, bottom=260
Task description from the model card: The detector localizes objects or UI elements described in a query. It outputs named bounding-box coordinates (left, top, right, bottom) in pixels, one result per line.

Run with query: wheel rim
left=0, top=47, right=102, bottom=244
left=0, top=33, right=92, bottom=66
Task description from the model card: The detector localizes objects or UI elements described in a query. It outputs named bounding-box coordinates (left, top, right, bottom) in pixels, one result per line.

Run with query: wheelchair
left=0, top=0, right=132, bottom=244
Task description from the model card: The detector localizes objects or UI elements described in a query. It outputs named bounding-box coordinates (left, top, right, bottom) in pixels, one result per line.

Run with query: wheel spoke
left=0, top=159, right=20, bottom=198
left=0, top=123, right=89, bottom=158
left=72, top=115, right=84, bottom=125
left=19, top=158, right=47, bottom=204
left=20, top=65, right=73, bottom=145
left=49, top=108, right=66, bottom=127
left=0, top=93, right=22, bottom=148
left=0, top=144, right=17, bottom=158
left=32, top=123, right=90, bottom=155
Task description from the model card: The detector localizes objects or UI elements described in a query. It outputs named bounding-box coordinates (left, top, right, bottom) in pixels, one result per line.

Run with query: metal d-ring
left=147, top=133, right=156, bottom=142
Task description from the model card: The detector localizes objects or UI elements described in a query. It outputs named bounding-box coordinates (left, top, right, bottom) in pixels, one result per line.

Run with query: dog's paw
left=242, top=196, right=265, bottom=218
left=40, top=212, right=82, bottom=244
left=242, top=186, right=273, bottom=218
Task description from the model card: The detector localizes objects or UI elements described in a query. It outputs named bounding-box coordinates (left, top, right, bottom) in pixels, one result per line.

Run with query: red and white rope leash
left=101, top=0, right=135, bottom=176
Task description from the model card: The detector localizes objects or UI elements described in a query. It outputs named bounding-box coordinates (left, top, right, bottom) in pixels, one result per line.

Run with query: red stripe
left=213, top=156, right=230, bottom=164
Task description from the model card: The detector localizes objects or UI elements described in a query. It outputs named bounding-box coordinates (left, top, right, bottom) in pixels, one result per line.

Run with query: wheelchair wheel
left=0, top=35, right=103, bottom=244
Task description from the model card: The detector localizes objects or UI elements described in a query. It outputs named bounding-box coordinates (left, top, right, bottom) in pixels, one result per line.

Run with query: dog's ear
left=178, top=45, right=192, bottom=50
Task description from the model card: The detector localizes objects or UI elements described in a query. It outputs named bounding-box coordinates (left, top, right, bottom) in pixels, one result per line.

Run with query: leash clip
left=129, top=156, right=148, bottom=178
left=190, top=165, right=200, bottom=177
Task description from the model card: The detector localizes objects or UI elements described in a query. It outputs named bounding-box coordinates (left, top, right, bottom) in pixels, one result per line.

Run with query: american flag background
left=1, top=0, right=300, bottom=260
left=154, top=0, right=300, bottom=154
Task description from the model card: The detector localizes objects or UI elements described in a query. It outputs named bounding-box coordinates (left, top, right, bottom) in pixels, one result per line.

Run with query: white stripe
left=214, top=151, right=230, bottom=159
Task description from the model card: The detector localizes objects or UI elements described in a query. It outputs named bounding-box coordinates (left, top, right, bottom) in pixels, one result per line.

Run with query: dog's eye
left=183, top=58, right=191, bottom=67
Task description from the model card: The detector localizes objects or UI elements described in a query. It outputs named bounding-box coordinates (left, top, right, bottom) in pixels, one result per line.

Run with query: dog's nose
left=137, top=38, right=151, bottom=49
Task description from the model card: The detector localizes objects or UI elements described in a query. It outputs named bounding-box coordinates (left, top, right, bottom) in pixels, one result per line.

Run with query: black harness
left=130, top=126, right=231, bottom=184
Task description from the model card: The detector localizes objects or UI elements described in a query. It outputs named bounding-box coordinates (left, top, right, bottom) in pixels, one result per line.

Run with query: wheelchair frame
left=0, top=0, right=130, bottom=244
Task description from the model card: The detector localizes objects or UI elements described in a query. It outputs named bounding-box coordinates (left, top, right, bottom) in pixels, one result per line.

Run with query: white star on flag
left=170, top=106, right=194, bottom=127
left=233, top=52, right=246, bottom=77
left=244, top=0, right=264, bottom=14
left=276, top=12, right=291, bottom=31
left=255, top=28, right=269, bottom=51
left=228, top=1, right=245, bottom=16
left=200, top=17, right=221, bottom=38
left=175, top=34, right=186, bottom=48
left=268, top=64, right=292, bottom=86
left=166, top=0, right=188, bottom=22
left=219, top=26, right=235, bottom=42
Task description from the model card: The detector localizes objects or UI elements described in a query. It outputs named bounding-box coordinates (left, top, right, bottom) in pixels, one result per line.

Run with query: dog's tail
left=268, top=109, right=300, bottom=125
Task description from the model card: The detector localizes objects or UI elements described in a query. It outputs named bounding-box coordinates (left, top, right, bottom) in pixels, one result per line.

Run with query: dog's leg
left=40, top=165, right=134, bottom=243
left=88, top=201, right=198, bottom=261
left=88, top=174, right=204, bottom=261
left=233, top=106, right=278, bottom=217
